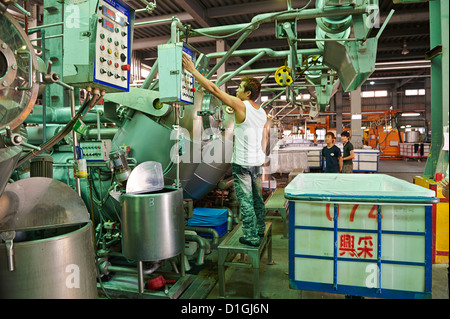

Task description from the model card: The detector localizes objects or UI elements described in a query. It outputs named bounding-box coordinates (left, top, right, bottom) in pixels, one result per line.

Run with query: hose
left=16, top=93, right=101, bottom=167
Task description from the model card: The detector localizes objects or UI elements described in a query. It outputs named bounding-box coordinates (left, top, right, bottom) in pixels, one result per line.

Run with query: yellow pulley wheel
left=274, top=65, right=293, bottom=86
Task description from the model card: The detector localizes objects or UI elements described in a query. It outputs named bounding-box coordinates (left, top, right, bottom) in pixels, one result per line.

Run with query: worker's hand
left=182, top=52, right=195, bottom=73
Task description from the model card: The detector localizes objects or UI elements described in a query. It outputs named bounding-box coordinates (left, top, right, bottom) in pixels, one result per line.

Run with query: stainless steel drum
left=121, top=187, right=184, bottom=261
left=0, top=222, right=97, bottom=299
left=405, top=130, right=420, bottom=143
left=0, top=178, right=97, bottom=299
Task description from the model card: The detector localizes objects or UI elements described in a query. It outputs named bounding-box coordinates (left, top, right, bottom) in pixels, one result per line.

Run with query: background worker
left=322, top=132, right=342, bottom=173
left=182, top=52, right=269, bottom=247
left=341, top=131, right=354, bottom=173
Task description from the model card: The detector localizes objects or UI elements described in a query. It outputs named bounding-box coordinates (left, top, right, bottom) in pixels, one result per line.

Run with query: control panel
left=62, top=0, right=134, bottom=93
left=94, top=0, right=132, bottom=91
left=158, top=42, right=196, bottom=104
left=79, top=140, right=112, bottom=162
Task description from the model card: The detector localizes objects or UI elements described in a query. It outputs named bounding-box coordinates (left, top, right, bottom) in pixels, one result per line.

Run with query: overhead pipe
left=216, top=51, right=265, bottom=87
left=206, top=28, right=257, bottom=80
left=182, top=5, right=369, bottom=40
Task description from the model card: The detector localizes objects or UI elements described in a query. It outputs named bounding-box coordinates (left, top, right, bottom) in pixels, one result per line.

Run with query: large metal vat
left=405, top=130, right=420, bottom=143
left=121, top=187, right=184, bottom=261
left=0, top=222, right=97, bottom=299
left=0, top=178, right=97, bottom=299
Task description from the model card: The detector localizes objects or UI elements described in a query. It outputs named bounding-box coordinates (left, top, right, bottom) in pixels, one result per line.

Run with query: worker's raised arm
left=182, top=52, right=245, bottom=114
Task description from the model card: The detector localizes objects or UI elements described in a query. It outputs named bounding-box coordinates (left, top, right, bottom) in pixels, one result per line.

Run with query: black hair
left=341, top=131, right=350, bottom=138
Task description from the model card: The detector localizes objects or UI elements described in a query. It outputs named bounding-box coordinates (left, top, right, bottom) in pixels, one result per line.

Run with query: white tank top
left=232, top=100, right=267, bottom=166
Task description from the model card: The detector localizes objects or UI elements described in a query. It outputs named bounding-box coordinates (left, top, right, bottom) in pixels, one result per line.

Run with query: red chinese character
left=339, top=234, right=357, bottom=257
left=357, top=236, right=374, bottom=258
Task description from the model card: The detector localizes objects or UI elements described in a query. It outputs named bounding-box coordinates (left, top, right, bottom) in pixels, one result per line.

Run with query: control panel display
left=102, top=19, right=115, bottom=32
left=102, top=6, right=116, bottom=21
left=94, top=0, right=132, bottom=91
left=180, top=45, right=195, bottom=105
left=79, top=140, right=112, bottom=162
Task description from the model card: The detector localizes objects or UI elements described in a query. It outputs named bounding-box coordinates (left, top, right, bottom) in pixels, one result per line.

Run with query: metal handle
left=15, top=49, right=33, bottom=91
left=1, top=231, right=16, bottom=272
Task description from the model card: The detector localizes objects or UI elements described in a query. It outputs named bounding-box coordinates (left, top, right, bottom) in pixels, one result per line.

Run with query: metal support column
left=424, top=0, right=449, bottom=179
left=335, top=90, right=343, bottom=140
left=350, top=87, right=363, bottom=149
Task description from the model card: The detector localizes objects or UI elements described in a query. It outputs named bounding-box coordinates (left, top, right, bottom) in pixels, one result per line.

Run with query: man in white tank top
left=183, top=53, right=270, bottom=246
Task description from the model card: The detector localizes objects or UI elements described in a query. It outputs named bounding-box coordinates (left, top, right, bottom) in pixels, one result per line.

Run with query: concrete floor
left=187, top=159, right=449, bottom=300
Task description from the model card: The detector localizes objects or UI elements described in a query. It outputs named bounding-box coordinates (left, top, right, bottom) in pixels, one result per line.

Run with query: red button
left=121, top=64, right=131, bottom=71
left=190, top=88, right=196, bottom=92
left=100, top=45, right=105, bottom=51
left=115, top=63, right=119, bottom=68
left=108, top=60, right=112, bottom=65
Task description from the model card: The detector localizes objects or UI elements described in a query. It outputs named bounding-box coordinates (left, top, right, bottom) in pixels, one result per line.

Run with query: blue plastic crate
left=188, top=208, right=228, bottom=226
left=188, top=208, right=228, bottom=238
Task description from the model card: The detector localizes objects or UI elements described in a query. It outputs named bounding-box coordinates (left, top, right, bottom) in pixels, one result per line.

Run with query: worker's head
left=341, top=131, right=350, bottom=143
left=325, top=132, right=335, bottom=145
left=237, top=77, right=261, bottom=101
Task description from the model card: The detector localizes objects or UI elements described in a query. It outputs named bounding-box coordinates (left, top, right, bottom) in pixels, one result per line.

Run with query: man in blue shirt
left=322, top=132, right=342, bottom=173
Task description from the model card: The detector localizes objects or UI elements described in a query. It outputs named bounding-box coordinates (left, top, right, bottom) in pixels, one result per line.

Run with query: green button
left=115, top=28, right=120, bottom=33
left=107, top=37, right=112, bottom=43
left=114, top=41, right=119, bottom=46
left=100, top=33, right=105, bottom=39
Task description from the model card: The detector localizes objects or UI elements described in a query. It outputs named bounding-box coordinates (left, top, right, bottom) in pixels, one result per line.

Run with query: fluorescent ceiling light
left=401, top=113, right=421, bottom=117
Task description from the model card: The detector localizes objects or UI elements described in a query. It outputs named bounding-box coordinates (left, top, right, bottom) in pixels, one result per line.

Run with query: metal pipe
left=261, top=90, right=285, bottom=109
left=216, top=51, right=265, bottom=87
left=183, top=5, right=368, bottom=39
left=206, top=28, right=256, bottom=79
left=25, top=105, right=105, bottom=124
left=96, top=109, right=102, bottom=140
left=171, top=17, right=184, bottom=44
left=134, top=17, right=173, bottom=27
left=138, top=261, right=145, bottom=294
left=185, top=234, right=206, bottom=266
left=29, top=34, right=63, bottom=42
left=27, top=22, right=64, bottom=32
left=207, top=47, right=322, bottom=59
left=184, top=226, right=219, bottom=246
left=13, top=2, right=31, bottom=17
left=69, top=88, right=81, bottom=197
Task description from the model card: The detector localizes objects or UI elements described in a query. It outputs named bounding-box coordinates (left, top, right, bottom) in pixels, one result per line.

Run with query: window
left=405, top=89, right=425, bottom=96
left=316, top=129, right=326, bottom=141
left=361, top=91, right=375, bottom=98
left=361, top=90, right=387, bottom=98
left=375, top=90, right=388, bottom=97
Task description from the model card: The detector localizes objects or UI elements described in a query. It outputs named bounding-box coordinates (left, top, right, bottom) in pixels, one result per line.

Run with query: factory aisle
left=198, top=159, right=449, bottom=299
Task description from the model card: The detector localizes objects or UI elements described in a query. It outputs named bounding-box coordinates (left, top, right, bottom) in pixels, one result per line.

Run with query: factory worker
left=182, top=53, right=270, bottom=247
left=322, top=132, right=343, bottom=173
left=341, top=131, right=354, bottom=173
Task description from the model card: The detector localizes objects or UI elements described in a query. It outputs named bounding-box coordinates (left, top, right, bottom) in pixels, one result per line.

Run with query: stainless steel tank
left=405, top=130, right=420, bottom=143
left=0, top=222, right=97, bottom=299
left=121, top=187, right=184, bottom=261
left=0, top=178, right=97, bottom=299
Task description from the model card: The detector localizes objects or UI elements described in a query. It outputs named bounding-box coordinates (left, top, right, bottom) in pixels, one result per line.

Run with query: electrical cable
left=16, top=94, right=99, bottom=168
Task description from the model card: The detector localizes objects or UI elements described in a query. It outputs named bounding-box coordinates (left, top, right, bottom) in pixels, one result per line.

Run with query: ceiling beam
left=172, top=0, right=216, bottom=28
